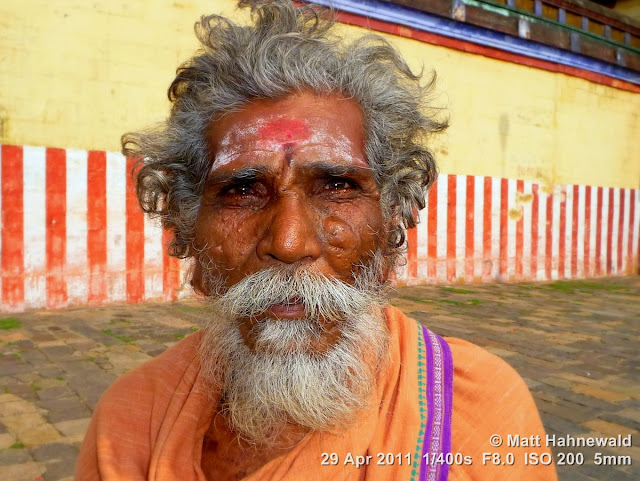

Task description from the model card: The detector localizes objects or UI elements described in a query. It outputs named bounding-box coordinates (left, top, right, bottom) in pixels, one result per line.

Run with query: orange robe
left=75, top=306, right=557, bottom=480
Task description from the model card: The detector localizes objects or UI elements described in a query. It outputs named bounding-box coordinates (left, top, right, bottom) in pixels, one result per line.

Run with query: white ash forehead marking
left=217, top=119, right=264, bottom=149
left=212, top=115, right=364, bottom=170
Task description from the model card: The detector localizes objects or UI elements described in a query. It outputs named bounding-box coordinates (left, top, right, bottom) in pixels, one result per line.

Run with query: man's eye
left=224, top=183, right=256, bottom=196
left=325, top=178, right=354, bottom=191
left=215, top=181, right=268, bottom=209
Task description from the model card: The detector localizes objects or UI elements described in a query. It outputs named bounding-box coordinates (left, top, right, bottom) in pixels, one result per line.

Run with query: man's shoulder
left=384, top=305, right=538, bottom=417
left=443, top=336, right=555, bottom=479
left=97, top=330, right=204, bottom=411
left=75, top=330, right=208, bottom=479
left=446, top=336, right=525, bottom=387
left=384, top=305, right=527, bottom=390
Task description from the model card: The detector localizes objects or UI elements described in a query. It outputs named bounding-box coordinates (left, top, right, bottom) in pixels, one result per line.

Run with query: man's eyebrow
left=300, top=162, right=373, bottom=178
left=206, top=166, right=272, bottom=186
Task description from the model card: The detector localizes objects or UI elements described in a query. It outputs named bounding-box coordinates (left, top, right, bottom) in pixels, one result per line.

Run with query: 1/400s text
left=424, top=452, right=473, bottom=466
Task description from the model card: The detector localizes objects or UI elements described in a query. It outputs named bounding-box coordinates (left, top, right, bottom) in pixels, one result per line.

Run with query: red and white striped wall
left=1, top=145, right=639, bottom=311
left=399, top=175, right=640, bottom=284
left=0, top=145, right=190, bottom=312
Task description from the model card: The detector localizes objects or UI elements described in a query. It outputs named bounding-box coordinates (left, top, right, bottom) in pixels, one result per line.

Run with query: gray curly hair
left=123, top=0, right=447, bottom=261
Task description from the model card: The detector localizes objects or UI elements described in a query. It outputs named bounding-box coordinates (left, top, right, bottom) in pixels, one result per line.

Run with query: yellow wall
left=614, top=0, right=640, bottom=22
left=384, top=31, right=640, bottom=190
left=0, top=0, right=242, bottom=153
left=2, top=0, right=639, bottom=189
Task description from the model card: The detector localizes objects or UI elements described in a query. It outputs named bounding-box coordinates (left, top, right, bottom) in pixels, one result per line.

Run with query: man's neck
left=201, top=410, right=310, bottom=481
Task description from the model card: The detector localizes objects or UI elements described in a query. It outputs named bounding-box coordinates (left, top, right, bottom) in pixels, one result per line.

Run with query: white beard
left=198, top=258, right=390, bottom=446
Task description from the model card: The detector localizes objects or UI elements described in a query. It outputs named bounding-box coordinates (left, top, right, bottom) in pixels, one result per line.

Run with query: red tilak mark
left=258, top=118, right=311, bottom=144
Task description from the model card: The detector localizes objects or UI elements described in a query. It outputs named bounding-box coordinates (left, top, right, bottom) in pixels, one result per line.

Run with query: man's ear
left=380, top=218, right=397, bottom=280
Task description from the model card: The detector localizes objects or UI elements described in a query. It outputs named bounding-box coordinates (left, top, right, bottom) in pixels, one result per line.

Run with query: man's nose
left=257, top=194, right=322, bottom=264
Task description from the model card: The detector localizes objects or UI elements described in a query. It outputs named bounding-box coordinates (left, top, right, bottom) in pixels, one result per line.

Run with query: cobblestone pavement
left=0, top=277, right=638, bottom=481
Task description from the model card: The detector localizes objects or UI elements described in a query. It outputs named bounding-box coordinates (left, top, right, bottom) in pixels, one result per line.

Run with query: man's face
left=193, top=92, right=387, bottom=348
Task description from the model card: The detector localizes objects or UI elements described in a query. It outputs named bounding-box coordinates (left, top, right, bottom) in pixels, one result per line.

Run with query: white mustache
left=219, top=265, right=384, bottom=322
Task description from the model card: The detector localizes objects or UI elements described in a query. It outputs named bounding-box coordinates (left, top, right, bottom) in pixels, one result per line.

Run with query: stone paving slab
left=1, top=277, right=638, bottom=481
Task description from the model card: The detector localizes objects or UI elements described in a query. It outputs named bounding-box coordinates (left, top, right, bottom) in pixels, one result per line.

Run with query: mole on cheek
left=323, top=218, right=356, bottom=248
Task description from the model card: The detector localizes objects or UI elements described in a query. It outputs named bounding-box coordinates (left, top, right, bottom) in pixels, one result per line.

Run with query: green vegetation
left=437, top=298, right=482, bottom=306
left=176, top=304, right=200, bottom=312
left=9, top=442, right=24, bottom=449
left=400, top=296, right=433, bottom=304
left=173, top=333, right=186, bottom=339
left=109, top=318, right=132, bottom=324
left=0, top=318, right=21, bottom=330
left=400, top=296, right=482, bottom=307
left=441, top=286, right=475, bottom=294
left=30, top=381, right=41, bottom=392
left=102, top=329, right=133, bottom=343
left=546, top=280, right=627, bottom=294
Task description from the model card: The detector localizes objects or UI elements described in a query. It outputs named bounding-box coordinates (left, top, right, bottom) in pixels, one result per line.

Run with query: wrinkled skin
left=193, top=92, right=391, bottom=480
left=192, top=92, right=389, bottom=351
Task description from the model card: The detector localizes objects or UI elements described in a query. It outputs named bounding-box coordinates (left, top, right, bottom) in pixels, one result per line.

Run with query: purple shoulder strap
left=411, top=326, right=454, bottom=481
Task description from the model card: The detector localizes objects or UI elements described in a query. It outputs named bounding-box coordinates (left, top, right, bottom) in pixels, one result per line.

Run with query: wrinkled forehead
left=215, top=115, right=356, bottom=151
left=216, top=115, right=322, bottom=148
left=207, top=93, right=368, bottom=166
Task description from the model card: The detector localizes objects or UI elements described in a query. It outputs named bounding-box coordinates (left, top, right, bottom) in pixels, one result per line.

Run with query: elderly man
left=76, top=1, right=556, bottom=480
